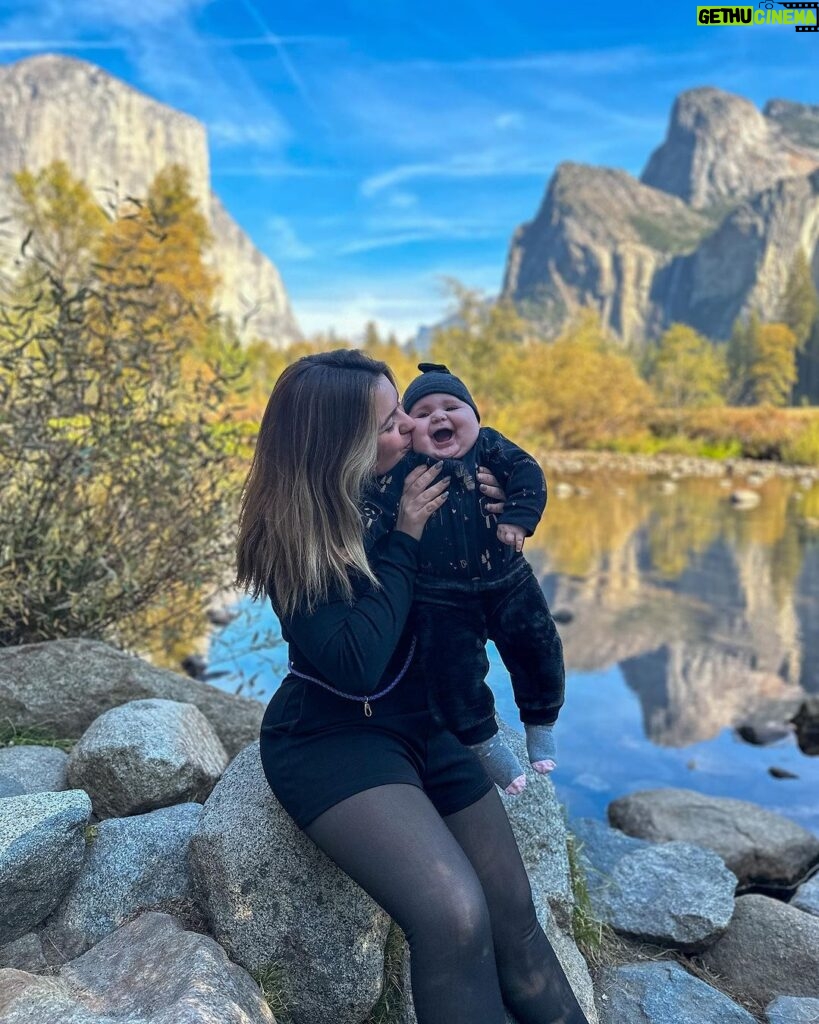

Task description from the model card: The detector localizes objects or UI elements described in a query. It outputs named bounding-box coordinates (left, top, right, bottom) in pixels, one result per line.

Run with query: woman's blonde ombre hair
left=235, top=349, right=395, bottom=616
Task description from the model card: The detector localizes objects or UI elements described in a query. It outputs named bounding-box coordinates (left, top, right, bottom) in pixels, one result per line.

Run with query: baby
left=362, top=363, right=565, bottom=794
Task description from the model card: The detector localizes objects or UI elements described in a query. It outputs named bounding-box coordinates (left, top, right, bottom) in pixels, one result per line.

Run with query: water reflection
left=208, top=471, right=819, bottom=833
left=526, top=474, right=819, bottom=747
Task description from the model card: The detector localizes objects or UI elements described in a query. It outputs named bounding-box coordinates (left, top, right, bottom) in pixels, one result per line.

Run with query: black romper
left=259, top=530, right=493, bottom=829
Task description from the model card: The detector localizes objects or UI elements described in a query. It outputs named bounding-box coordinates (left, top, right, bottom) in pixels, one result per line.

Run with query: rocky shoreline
left=0, top=639, right=817, bottom=1023
left=537, top=449, right=819, bottom=484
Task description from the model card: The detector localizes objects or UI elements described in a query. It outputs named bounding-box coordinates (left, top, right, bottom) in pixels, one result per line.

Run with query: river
left=206, top=469, right=819, bottom=834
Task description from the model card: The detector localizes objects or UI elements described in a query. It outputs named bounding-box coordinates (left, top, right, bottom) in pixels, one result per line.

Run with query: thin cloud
left=361, top=156, right=555, bottom=197
left=268, top=216, right=314, bottom=261
left=0, top=39, right=124, bottom=50
left=0, top=0, right=293, bottom=151
left=339, top=227, right=496, bottom=256
left=494, top=112, right=524, bottom=130
left=214, top=163, right=341, bottom=178
left=236, top=0, right=324, bottom=122
left=386, top=44, right=727, bottom=76
left=389, top=46, right=650, bottom=75
left=206, top=34, right=344, bottom=48
left=209, top=119, right=282, bottom=148
left=386, top=191, right=418, bottom=209
left=69, top=0, right=208, bottom=28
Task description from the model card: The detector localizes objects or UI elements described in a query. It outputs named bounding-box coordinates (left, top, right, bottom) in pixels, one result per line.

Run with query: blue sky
left=0, top=1, right=816, bottom=341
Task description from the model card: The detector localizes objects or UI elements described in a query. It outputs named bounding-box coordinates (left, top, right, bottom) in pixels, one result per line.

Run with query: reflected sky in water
left=208, top=470, right=819, bottom=835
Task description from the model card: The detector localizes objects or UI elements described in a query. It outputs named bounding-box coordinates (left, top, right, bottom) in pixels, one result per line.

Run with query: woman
left=236, top=349, right=589, bottom=1024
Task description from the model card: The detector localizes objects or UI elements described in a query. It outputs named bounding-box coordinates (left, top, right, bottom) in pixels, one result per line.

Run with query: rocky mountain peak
left=764, top=98, right=819, bottom=150
left=641, top=86, right=819, bottom=211
left=501, top=85, right=819, bottom=349
left=0, top=54, right=299, bottom=346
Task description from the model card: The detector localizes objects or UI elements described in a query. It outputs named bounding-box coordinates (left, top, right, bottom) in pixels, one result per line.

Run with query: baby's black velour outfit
left=361, top=427, right=565, bottom=748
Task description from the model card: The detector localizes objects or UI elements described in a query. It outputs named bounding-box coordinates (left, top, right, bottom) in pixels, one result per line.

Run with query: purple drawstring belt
left=288, top=636, right=417, bottom=717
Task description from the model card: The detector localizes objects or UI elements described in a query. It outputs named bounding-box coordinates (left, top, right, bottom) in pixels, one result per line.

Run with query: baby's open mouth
left=433, top=428, right=454, bottom=444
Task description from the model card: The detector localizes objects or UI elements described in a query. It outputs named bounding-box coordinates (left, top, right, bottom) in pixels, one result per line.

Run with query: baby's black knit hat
left=403, top=363, right=480, bottom=421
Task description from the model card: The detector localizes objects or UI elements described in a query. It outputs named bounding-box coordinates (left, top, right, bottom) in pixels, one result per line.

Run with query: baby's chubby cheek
left=410, top=416, right=480, bottom=459
left=410, top=427, right=438, bottom=457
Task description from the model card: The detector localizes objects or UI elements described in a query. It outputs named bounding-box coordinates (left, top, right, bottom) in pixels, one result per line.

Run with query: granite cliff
left=0, top=54, right=300, bottom=346
left=502, top=87, right=819, bottom=346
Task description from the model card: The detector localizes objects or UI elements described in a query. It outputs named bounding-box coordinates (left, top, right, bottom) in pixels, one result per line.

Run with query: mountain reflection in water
left=208, top=472, right=819, bottom=835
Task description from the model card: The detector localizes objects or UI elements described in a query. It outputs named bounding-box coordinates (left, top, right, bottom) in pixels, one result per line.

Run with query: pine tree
left=363, top=320, right=382, bottom=350
left=780, top=249, right=818, bottom=351
left=726, top=314, right=758, bottom=405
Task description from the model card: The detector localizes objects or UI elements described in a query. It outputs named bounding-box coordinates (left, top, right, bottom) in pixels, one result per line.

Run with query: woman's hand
left=477, top=467, right=506, bottom=515
left=395, top=462, right=450, bottom=541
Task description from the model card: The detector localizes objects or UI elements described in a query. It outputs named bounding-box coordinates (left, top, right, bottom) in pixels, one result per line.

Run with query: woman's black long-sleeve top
left=274, top=530, right=420, bottom=699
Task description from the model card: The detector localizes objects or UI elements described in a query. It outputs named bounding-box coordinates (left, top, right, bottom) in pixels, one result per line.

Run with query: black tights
left=305, top=784, right=589, bottom=1024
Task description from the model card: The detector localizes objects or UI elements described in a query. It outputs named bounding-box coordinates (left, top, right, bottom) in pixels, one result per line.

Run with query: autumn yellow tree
left=96, top=165, right=217, bottom=358
left=511, top=310, right=654, bottom=448
left=749, top=323, right=799, bottom=406
left=645, top=323, right=727, bottom=411
left=12, top=161, right=107, bottom=288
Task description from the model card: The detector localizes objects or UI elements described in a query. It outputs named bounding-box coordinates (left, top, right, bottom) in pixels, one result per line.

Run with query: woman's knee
left=405, top=876, right=493, bottom=954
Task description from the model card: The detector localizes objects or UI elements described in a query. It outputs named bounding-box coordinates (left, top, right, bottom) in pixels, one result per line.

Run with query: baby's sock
left=468, top=734, right=526, bottom=795
left=525, top=724, right=557, bottom=774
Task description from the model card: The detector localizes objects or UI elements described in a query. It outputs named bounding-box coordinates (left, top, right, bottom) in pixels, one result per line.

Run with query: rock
left=67, top=698, right=228, bottom=818
left=0, top=912, right=275, bottom=1023
left=730, top=489, right=761, bottom=509
left=497, top=721, right=574, bottom=930
left=40, top=803, right=203, bottom=962
left=736, top=723, right=791, bottom=745
left=0, top=790, right=90, bottom=943
left=571, top=819, right=736, bottom=950
left=0, top=775, right=25, bottom=799
left=766, top=995, right=819, bottom=1024
left=189, top=743, right=390, bottom=1024
left=792, top=873, right=819, bottom=917
left=552, top=609, right=574, bottom=624
left=608, top=788, right=819, bottom=888
left=0, top=637, right=263, bottom=758
left=180, top=653, right=208, bottom=680
left=700, top=894, right=819, bottom=1005
left=597, top=961, right=756, bottom=1024
left=0, top=745, right=69, bottom=794
left=554, top=482, right=574, bottom=499
left=768, top=766, right=799, bottom=780
left=206, top=604, right=239, bottom=627
left=0, top=934, right=46, bottom=973
left=572, top=816, right=648, bottom=877
left=793, top=698, right=819, bottom=756
left=658, top=480, right=678, bottom=494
